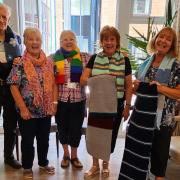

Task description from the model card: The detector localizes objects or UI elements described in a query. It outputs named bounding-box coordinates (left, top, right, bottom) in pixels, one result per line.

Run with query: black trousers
left=55, top=100, right=85, bottom=147
left=0, top=85, right=18, bottom=160
left=150, top=126, right=173, bottom=177
left=111, top=99, right=124, bottom=153
left=18, top=116, right=51, bottom=169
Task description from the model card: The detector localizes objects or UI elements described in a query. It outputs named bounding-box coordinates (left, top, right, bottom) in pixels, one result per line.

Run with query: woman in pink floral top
left=7, top=27, right=57, bottom=178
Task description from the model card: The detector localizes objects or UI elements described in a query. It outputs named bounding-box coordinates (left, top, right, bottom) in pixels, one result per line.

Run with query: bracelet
left=53, top=101, right=58, bottom=104
left=126, top=103, right=131, bottom=106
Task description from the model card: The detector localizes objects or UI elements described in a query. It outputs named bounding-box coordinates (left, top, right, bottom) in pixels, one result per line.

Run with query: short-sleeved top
left=7, top=59, right=54, bottom=118
left=86, top=54, right=132, bottom=76
left=86, top=54, right=132, bottom=102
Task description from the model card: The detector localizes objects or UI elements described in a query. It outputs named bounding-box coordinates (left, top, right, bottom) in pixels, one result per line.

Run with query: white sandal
left=84, top=166, right=100, bottom=179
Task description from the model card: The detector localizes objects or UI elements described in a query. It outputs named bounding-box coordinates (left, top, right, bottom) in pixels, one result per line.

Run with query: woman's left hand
left=122, top=105, right=130, bottom=121
left=149, top=80, right=161, bottom=86
left=52, top=103, right=57, bottom=115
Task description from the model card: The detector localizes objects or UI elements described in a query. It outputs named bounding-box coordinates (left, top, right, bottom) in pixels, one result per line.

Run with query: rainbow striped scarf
left=53, top=48, right=82, bottom=84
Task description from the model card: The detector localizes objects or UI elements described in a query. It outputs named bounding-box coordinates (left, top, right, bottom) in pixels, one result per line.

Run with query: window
left=24, top=0, right=38, bottom=28
left=19, top=0, right=56, bottom=54
left=63, top=0, right=101, bottom=53
left=133, top=0, right=151, bottom=15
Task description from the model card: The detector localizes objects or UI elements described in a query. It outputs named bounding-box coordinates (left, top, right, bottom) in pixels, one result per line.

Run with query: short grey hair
left=60, top=30, right=77, bottom=42
left=0, top=3, right=11, bottom=17
left=23, top=27, right=42, bottom=44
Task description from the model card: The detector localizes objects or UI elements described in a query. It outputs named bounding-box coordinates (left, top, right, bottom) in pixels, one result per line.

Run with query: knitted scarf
left=136, top=54, right=176, bottom=128
left=53, top=47, right=82, bottom=84
left=22, top=50, right=54, bottom=115
left=92, top=51, right=125, bottom=98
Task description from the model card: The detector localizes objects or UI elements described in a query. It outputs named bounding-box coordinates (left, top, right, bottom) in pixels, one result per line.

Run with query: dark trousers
left=0, top=85, right=18, bottom=160
left=18, top=116, right=51, bottom=169
left=150, top=126, right=173, bottom=177
left=55, top=100, right=85, bottom=147
left=111, top=99, right=124, bottom=153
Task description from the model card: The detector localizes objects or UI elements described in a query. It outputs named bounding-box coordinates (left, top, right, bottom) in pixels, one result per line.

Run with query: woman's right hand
left=13, top=57, right=21, bottom=65
left=133, top=79, right=140, bottom=93
left=20, top=106, right=32, bottom=120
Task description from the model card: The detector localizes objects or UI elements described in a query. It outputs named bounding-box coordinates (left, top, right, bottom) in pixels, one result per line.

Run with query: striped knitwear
left=53, top=48, right=82, bottom=84
left=92, top=51, right=125, bottom=98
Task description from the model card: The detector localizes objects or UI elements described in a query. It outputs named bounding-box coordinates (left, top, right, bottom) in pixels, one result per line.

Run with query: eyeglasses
left=0, top=15, right=8, bottom=21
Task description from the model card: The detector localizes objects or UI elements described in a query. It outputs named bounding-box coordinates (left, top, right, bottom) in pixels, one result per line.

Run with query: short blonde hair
left=146, top=27, right=177, bottom=57
left=0, top=3, right=11, bottom=17
left=23, top=27, right=42, bottom=44
left=60, top=30, right=77, bottom=42
left=100, top=25, right=121, bottom=49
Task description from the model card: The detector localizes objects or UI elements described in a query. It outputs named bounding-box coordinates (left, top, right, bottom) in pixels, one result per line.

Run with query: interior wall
left=4, top=0, right=20, bottom=33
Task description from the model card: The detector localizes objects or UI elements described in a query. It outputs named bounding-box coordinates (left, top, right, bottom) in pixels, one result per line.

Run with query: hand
left=149, top=80, right=161, bottom=86
left=133, top=79, right=140, bottom=93
left=20, top=106, right=31, bottom=120
left=122, top=105, right=130, bottom=121
left=13, top=57, right=21, bottom=65
left=52, top=104, right=57, bottom=116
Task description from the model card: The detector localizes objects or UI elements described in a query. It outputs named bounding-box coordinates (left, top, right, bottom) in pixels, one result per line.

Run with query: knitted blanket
left=119, top=82, right=158, bottom=180
left=86, top=75, right=117, bottom=161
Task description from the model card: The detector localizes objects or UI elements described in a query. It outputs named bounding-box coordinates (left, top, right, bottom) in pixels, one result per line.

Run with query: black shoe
left=4, top=159, right=22, bottom=169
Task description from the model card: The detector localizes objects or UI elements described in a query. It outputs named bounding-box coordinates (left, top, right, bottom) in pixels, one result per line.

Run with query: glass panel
left=71, top=0, right=80, bottom=15
left=24, top=0, right=38, bottom=27
left=133, top=0, right=150, bottom=15
left=81, top=0, right=90, bottom=15
left=71, top=16, right=80, bottom=35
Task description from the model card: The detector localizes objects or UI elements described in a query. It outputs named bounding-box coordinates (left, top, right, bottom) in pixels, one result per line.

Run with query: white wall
left=4, top=0, right=20, bottom=34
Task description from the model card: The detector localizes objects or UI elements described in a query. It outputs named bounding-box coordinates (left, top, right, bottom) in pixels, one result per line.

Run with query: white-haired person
left=0, top=3, right=22, bottom=169
left=7, top=27, right=57, bottom=178
left=49, top=30, right=90, bottom=169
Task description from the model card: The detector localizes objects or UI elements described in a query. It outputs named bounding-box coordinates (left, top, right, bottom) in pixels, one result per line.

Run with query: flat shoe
left=102, top=161, right=110, bottom=178
left=84, top=166, right=100, bottom=179
left=71, top=158, right=83, bottom=168
left=4, top=159, right=22, bottom=169
left=61, top=156, right=70, bottom=168
left=23, top=168, right=33, bottom=179
left=39, top=165, right=55, bottom=174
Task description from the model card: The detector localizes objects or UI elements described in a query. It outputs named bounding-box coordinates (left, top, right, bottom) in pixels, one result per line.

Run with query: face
left=60, top=32, right=77, bottom=51
left=25, top=32, right=42, bottom=58
left=101, top=35, right=117, bottom=56
left=154, top=30, right=173, bottom=55
left=0, top=7, right=10, bottom=32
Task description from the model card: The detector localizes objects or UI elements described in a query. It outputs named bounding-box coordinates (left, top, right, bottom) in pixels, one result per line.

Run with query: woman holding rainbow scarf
left=51, top=30, right=90, bottom=169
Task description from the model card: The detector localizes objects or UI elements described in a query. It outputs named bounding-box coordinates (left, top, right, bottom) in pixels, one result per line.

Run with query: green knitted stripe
left=53, top=53, right=64, bottom=61
left=68, top=50, right=77, bottom=57
left=92, top=68, right=109, bottom=75
left=117, top=91, right=124, bottom=98
left=110, top=64, right=125, bottom=71
left=71, top=59, right=82, bottom=66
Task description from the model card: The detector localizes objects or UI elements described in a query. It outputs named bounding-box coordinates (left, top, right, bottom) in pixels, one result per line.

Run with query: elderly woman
left=50, top=30, right=90, bottom=169
left=119, top=27, right=180, bottom=180
left=80, top=25, right=132, bottom=179
left=0, top=3, right=22, bottom=169
left=7, top=27, right=57, bottom=178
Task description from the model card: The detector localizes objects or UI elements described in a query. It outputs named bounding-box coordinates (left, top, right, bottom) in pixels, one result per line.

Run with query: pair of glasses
left=0, top=15, right=8, bottom=21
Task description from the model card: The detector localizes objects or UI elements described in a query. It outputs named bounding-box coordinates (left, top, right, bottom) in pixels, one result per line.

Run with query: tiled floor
left=0, top=132, right=179, bottom=180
